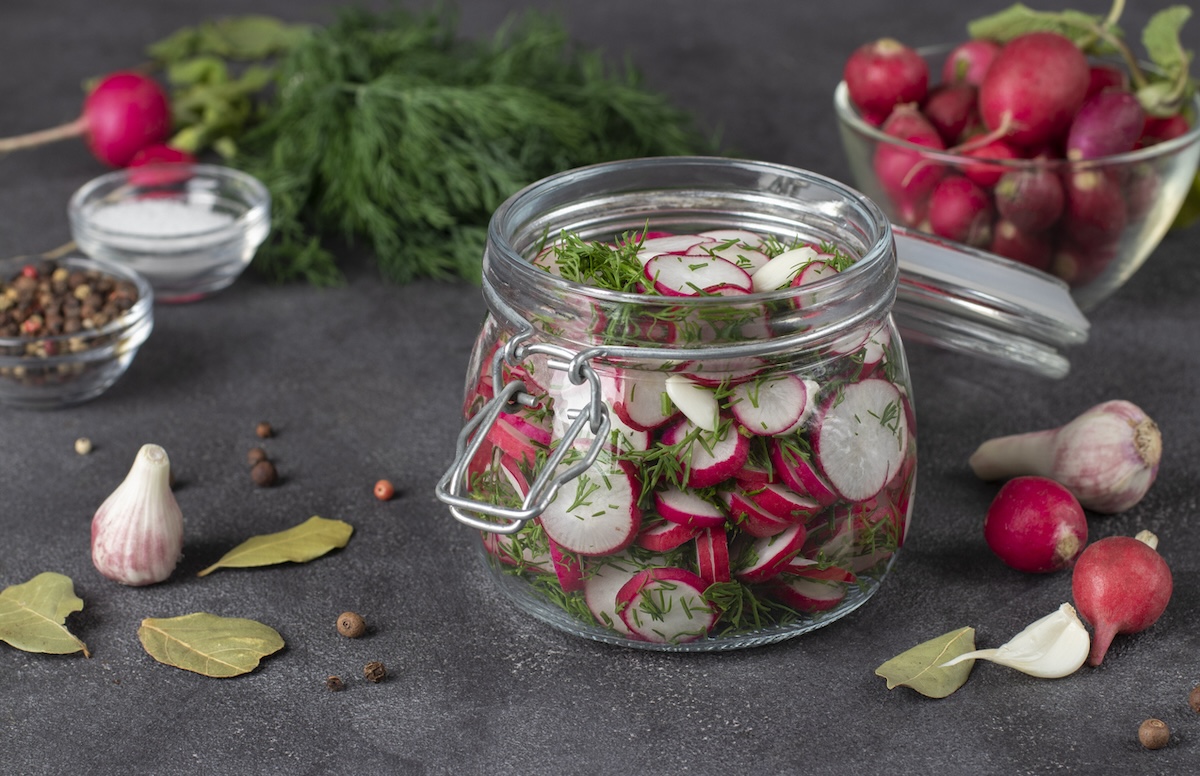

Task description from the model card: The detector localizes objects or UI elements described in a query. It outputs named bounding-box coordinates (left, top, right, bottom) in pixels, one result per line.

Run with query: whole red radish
left=961, top=139, right=1020, bottom=187
left=1052, top=240, right=1117, bottom=287
left=978, top=32, right=1090, bottom=149
left=0, top=71, right=171, bottom=167
left=1138, top=113, right=1191, bottom=147
left=873, top=106, right=946, bottom=200
left=1072, top=531, right=1172, bottom=666
left=1085, top=64, right=1128, bottom=99
left=928, top=175, right=993, bottom=247
left=942, top=39, right=1001, bottom=86
left=1067, top=91, right=1145, bottom=160
left=984, top=476, right=1087, bottom=574
left=1063, top=170, right=1127, bottom=247
left=994, top=167, right=1064, bottom=232
left=989, top=220, right=1053, bottom=271
left=128, top=144, right=196, bottom=167
left=922, top=83, right=979, bottom=144
left=844, top=38, right=929, bottom=122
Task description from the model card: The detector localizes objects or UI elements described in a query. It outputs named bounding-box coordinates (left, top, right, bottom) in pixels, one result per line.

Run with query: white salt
left=90, top=199, right=235, bottom=236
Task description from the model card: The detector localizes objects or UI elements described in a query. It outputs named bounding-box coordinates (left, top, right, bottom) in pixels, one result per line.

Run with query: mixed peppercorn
left=0, top=261, right=139, bottom=349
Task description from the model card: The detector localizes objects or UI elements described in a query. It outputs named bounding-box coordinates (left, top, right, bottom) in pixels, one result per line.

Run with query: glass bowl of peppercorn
left=68, top=163, right=271, bottom=303
left=0, top=255, right=153, bottom=409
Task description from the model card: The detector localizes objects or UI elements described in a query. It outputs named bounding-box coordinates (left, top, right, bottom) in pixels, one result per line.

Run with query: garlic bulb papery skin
left=968, top=400, right=1162, bottom=514
left=91, top=444, right=184, bottom=586
left=940, top=603, right=1090, bottom=679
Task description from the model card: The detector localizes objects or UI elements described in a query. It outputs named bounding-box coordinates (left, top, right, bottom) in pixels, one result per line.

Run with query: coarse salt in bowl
left=68, top=163, right=270, bottom=303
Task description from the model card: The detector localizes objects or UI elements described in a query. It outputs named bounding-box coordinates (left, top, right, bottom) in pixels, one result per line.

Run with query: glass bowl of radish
left=0, top=254, right=153, bottom=409
left=436, top=156, right=916, bottom=650
left=833, top=37, right=1200, bottom=311
left=68, top=163, right=270, bottom=303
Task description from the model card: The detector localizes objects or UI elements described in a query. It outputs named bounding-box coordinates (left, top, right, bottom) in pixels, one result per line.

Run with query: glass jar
left=438, top=157, right=916, bottom=651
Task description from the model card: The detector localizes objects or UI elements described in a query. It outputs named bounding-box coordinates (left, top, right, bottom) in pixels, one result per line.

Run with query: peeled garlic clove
left=665, top=375, right=719, bottom=431
left=91, top=444, right=184, bottom=586
left=940, top=603, right=1090, bottom=679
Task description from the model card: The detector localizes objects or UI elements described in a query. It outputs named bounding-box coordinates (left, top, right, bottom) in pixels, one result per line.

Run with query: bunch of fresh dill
left=235, top=5, right=713, bottom=285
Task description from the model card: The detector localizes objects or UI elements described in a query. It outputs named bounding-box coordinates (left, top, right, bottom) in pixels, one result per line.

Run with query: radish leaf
left=0, top=572, right=89, bottom=657
left=1142, top=6, right=1192, bottom=73
left=966, top=4, right=1116, bottom=51
left=197, top=515, right=353, bottom=577
left=875, top=626, right=976, bottom=698
left=138, top=613, right=284, bottom=677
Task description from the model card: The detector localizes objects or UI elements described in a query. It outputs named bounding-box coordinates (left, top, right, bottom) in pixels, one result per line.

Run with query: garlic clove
left=91, top=443, right=184, bottom=586
left=940, top=603, right=1090, bottom=678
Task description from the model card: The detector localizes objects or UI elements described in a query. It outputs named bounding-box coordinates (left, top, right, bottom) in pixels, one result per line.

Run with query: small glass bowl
left=68, top=163, right=270, bottom=303
left=0, top=255, right=154, bottom=409
left=833, top=55, right=1200, bottom=311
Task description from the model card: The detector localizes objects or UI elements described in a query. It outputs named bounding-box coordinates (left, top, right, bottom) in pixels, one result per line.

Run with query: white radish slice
left=698, top=228, right=764, bottom=246
left=700, top=284, right=753, bottom=296
left=549, top=371, right=649, bottom=454
left=548, top=539, right=585, bottom=592
left=748, top=483, right=822, bottom=523
left=686, top=243, right=771, bottom=274
left=636, top=518, right=701, bottom=552
left=664, top=374, right=719, bottom=431
left=531, top=246, right=563, bottom=276
left=616, top=567, right=719, bottom=644
left=751, top=246, right=820, bottom=292
left=813, top=378, right=909, bottom=502
left=783, top=557, right=857, bottom=583
left=486, top=414, right=548, bottom=469
left=483, top=526, right=553, bottom=572
left=639, top=234, right=715, bottom=255
left=767, top=575, right=848, bottom=612
left=769, top=439, right=839, bottom=506
left=654, top=486, right=727, bottom=529
left=789, top=259, right=838, bottom=307
left=583, top=554, right=648, bottom=637
left=729, top=374, right=811, bottom=436
left=680, top=356, right=767, bottom=388
left=644, top=254, right=752, bottom=296
left=612, top=369, right=677, bottom=431
left=696, top=527, right=731, bottom=585
left=660, top=418, right=750, bottom=489
left=539, top=459, right=641, bottom=556
left=733, top=524, right=807, bottom=583
left=721, top=489, right=792, bottom=538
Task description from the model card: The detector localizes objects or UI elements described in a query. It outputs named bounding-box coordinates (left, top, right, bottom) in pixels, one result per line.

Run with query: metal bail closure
left=435, top=342, right=611, bottom=534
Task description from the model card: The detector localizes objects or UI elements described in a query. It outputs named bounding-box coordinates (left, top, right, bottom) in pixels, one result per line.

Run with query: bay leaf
left=197, top=515, right=353, bottom=577
left=138, top=612, right=284, bottom=677
left=0, top=572, right=90, bottom=657
left=875, top=626, right=976, bottom=699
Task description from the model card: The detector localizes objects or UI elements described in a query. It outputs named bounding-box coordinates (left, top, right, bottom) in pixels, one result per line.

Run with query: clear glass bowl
left=0, top=255, right=154, bottom=409
left=437, top=157, right=916, bottom=650
left=834, top=62, right=1200, bottom=311
left=68, top=163, right=270, bottom=303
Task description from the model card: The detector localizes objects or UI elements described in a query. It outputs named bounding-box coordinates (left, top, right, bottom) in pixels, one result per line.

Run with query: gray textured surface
left=1, top=1, right=1197, bottom=774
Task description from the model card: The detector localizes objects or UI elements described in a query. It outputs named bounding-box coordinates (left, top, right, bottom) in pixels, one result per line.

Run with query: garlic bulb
left=91, top=444, right=184, bottom=586
left=969, top=400, right=1161, bottom=514
left=940, top=603, right=1090, bottom=678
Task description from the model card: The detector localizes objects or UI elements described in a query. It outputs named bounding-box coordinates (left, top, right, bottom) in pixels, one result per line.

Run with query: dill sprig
left=236, top=5, right=712, bottom=285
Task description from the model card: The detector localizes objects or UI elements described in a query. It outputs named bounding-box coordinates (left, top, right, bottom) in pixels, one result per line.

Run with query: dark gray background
left=2, top=1, right=1197, bottom=774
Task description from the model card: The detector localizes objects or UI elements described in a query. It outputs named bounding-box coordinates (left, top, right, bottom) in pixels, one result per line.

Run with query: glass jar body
left=449, top=158, right=916, bottom=651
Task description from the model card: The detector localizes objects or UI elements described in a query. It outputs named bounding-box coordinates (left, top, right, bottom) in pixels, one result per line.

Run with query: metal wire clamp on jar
left=437, top=157, right=916, bottom=651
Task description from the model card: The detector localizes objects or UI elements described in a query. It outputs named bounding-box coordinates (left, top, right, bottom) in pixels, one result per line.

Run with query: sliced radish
left=766, top=575, right=848, bottom=612
left=644, top=253, right=752, bottom=296
left=548, top=539, right=585, bottom=593
left=654, top=485, right=728, bottom=529
left=697, top=228, right=764, bottom=246
left=782, top=556, right=858, bottom=584
left=729, top=374, right=811, bottom=436
left=539, top=459, right=641, bottom=556
left=661, top=418, right=750, bottom=489
left=751, top=246, right=820, bottom=292
left=686, top=242, right=771, bottom=274
left=636, top=517, right=701, bottom=552
left=664, top=374, right=719, bottom=431
left=733, top=524, right=807, bottom=583
left=483, top=527, right=553, bottom=572
left=733, top=459, right=776, bottom=487
left=639, top=234, right=715, bottom=255
left=616, top=567, right=719, bottom=644
left=680, top=356, right=767, bottom=387
left=613, top=369, right=677, bottom=431
left=696, top=527, right=732, bottom=585
left=789, top=259, right=839, bottom=307
left=486, top=414, right=549, bottom=468
left=583, top=553, right=651, bottom=637
left=813, top=378, right=909, bottom=502
left=859, top=327, right=891, bottom=376
left=769, top=439, right=839, bottom=506
left=748, top=483, right=822, bottom=524
left=532, top=246, right=564, bottom=276
left=721, top=489, right=793, bottom=538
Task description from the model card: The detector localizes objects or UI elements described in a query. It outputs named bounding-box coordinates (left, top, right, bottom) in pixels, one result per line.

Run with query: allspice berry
left=337, top=611, right=367, bottom=638
left=326, top=675, right=345, bottom=692
left=1138, top=718, right=1170, bottom=750
left=255, top=421, right=273, bottom=439
left=250, top=459, right=278, bottom=487
left=247, top=447, right=268, bottom=466
left=363, top=661, right=387, bottom=683
left=1189, top=684, right=1200, bottom=714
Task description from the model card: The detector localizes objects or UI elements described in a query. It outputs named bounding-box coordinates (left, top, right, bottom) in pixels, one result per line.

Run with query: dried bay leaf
left=0, top=572, right=90, bottom=657
left=138, top=612, right=284, bottom=677
left=198, top=515, right=353, bottom=576
left=875, top=626, right=976, bottom=699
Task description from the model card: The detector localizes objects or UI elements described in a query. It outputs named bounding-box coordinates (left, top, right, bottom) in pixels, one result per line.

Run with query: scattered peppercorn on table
left=2, top=1, right=1199, bottom=774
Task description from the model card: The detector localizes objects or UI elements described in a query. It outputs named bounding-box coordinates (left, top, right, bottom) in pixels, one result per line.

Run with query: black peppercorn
left=251, top=459, right=278, bottom=487
left=337, top=611, right=367, bottom=638
left=326, top=675, right=345, bottom=692
left=247, top=447, right=268, bottom=467
left=363, top=661, right=387, bottom=683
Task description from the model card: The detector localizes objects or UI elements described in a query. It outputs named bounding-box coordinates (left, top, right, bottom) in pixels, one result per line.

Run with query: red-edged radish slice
left=548, top=539, right=585, bottom=593
left=644, top=253, right=753, bottom=296
left=729, top=374, right=812, bottom=436
left=486, top=414, right=549, bottom=468
left=679, top=356, right=767, bottom=387
left=813, top=378, right=909, bottom=501
left=859, top=327, right=892, bottom=375
left=751, top=246, right=820, bottom=292
left=616, top=567, right=719, bottom=644
left=782, top=556, right=858, bottom=583
left=532, top=246, right=564, bottom=276
left=734, top=524, right=807, bottom=583
left=789, top=259, right=839, bottom=307
left=613, top=369, right=677, bottom=431
left=686, top=242, right=771, bottom=274
left=482, top=527, right=553, bottom=572
left=733, top=460, right=776, bottom=487
left=698, top=228, right=764, bottom=246
left=661, top=418, right=750, bottom=489
left=636, top=518, right=701, bottom=552
left=696, top=527, right=732, bottom=585
left=767, top=575, right=848, bottom=612
left=539, top=459, right=642, bottom=556
left=721, top=489, right=793, bottom=538
left=584, top=554, right=649, bottom=637
left=748, top=483, right=822, bottom=524
left=655, top=485, right=727, bottom=529
left=639, top=234, right=715, bottom=255
left=664, top=374, right=718, bottom=431
left=769, top=440, right=840, bottom=506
